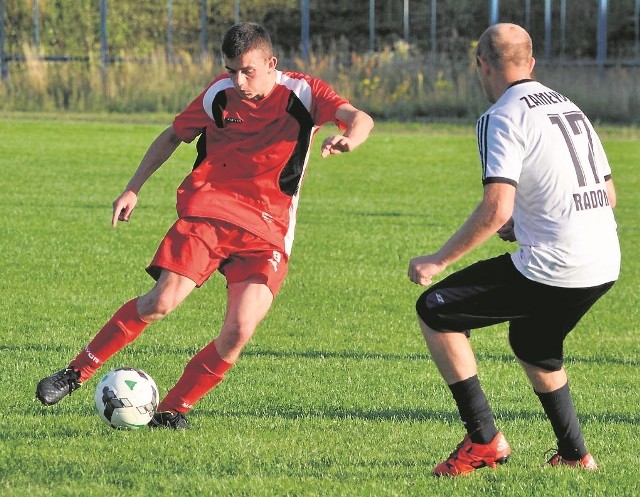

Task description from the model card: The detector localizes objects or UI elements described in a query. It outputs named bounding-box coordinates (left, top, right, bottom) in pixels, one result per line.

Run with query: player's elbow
left=358, top=111, right=375, bottom=132
left=495, top=203, right=513, bottom=226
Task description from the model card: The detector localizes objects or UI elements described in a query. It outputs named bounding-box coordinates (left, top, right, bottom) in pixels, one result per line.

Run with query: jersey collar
left=508, top=78, right=534, bottom=89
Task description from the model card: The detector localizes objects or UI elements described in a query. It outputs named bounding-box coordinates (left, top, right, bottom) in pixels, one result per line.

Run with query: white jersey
left=476, top=80, right=620, bottom=288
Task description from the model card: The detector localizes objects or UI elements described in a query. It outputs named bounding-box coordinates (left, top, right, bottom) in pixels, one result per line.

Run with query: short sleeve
left=308, top=77, right=350, bottom=129
left=172, top=77, right=227, bottom=143
left=477, top=112, right=524, bottom=186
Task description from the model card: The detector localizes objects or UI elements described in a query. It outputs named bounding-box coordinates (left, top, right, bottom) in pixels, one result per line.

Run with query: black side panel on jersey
left=192, top=90, right=228, bottom=170
left=210, top=90, right=228, bottom=128
left=280, top=92, right=315, bottom=196
left=192, top=128, right=207, bottom=170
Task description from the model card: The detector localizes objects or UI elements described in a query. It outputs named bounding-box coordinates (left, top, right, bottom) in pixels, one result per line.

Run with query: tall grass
left=2, top=42, right=640, bottom=123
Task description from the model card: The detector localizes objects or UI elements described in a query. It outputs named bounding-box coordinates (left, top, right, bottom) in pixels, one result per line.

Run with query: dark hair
left=221, top=22, right=273, bottom=59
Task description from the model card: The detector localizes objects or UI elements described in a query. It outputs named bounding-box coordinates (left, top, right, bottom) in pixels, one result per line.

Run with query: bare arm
left=112, top=125, right=183, bottom=227
left=606, top=177, right=617, bottom=208
left=408, top=182, right=516, bottom=286
left=320, top=103, right=374, bottom=158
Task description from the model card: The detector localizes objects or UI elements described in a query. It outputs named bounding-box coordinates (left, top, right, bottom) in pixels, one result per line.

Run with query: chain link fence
left=1, top=1, right=639, bottom=122
left=2, top=0, right=640, bottom=78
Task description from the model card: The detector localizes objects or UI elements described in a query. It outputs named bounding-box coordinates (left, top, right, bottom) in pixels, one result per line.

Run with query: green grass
left=0, top=115, right=638, bottom=496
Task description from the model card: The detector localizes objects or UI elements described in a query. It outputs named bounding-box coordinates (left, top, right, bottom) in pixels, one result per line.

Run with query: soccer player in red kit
left=36, top=22, right=374, bottom=429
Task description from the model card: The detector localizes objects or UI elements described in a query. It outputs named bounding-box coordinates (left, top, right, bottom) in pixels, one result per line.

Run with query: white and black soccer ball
left=94, top=367, right=159, bottom=430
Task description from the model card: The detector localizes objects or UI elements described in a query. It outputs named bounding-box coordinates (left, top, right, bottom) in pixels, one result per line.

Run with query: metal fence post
left=403, top=0, right=409, bottom=42
left=100, top=0, right=107, bottom=68
left=544, top=0, right=551, bottom=61
left=430, top=0, right=436, bottom=58
left=636, top=0, right=640, bottom=59
left=369, top=0, right=375, bottom=52
left=34, top=0, right=40, bottom=55
left=301, top=0, right=310, bottom=62
left=200, top=0, right=207, bottom=59
left=489, top=0, right=499, bottom=25
left=167, top=0, right=174, bottom=63
left=0, top=0, right=7, bottom=80
left=597, top=0, right=608, bottom=64
left=560, top=0, right=566, bottom=58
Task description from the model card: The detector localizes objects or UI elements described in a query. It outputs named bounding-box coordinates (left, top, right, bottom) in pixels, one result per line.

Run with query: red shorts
left=147, top=218, right=288, bottom=296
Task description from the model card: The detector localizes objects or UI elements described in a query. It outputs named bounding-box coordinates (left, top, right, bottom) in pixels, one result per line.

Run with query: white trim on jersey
left=283, top=124, right=319, bottom=256
left=277, top=70, right=319, bottom=256
left=202, top=78, right=235, bottom=121
left=277, top=71, right=313, bottom=111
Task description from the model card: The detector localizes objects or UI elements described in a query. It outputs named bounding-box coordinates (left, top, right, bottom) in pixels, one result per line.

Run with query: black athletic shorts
left=415, top=253, right=615, bottom=371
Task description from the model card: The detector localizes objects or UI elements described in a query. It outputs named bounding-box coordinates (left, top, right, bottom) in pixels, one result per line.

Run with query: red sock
left=70, top=298, right=148, bottom=382
left=158, top=341, right=233, bottom=413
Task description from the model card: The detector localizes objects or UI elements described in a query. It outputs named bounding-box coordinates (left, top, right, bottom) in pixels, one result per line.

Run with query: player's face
left=225, top=48, right=277, bottom=102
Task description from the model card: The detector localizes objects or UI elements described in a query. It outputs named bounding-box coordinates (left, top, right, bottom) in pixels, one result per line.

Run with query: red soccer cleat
left=547, top=452, right=598, bottom=471
left=433, top=432, right=511, bottom=476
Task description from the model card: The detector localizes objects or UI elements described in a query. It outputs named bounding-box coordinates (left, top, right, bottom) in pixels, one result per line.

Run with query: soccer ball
left=94, top=367, right=159, bottom=430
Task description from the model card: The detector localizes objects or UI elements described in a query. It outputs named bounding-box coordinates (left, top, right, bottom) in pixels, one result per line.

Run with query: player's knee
left=220, top=320, right=257, bottom=347
left=415, top=289, right=451, bottom=332
left=137, top=293, right=179, bottom=321
left=416, top=290, right=434, bottom=328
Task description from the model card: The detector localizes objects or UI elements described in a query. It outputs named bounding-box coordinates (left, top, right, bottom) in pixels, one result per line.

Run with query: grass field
left=0, top=114, right=638, bottom=496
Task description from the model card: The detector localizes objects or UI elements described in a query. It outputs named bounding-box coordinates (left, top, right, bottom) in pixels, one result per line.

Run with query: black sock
left=449, top=375, right=498, bottom=444
left=535, top=383, right=587, bottom=460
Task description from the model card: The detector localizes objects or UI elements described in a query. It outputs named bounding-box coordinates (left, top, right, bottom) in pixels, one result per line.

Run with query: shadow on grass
left=11, top=343, right=639, bottom=368
left=17, top=401, right=639, bottom=443
left=193, top=405, right=639, bottom=426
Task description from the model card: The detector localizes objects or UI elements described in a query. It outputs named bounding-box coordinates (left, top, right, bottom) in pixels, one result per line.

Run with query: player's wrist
left=123, top=187, right=140, bottom=196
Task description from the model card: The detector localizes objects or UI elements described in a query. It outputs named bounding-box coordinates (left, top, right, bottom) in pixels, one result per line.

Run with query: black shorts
left=415, top=253, right=615, bottom=371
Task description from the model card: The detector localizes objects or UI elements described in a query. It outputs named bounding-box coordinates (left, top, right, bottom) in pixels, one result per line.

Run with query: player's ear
left=268, top=56, right=278, bottom=72
left=476, top=55, right=492, bottom=76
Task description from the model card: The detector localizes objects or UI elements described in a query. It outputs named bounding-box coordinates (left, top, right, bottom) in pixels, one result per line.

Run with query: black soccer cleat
left=148, top=411, right=189, bottom=430
left=36, top=367, right=82, bottom=406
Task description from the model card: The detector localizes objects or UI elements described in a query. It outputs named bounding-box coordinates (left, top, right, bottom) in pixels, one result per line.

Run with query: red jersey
left=172, top=70, right=349, bottom=256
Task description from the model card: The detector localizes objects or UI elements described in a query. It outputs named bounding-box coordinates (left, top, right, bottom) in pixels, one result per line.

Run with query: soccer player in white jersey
left=36, top=22, right=374, bottom=429
left=408, top=23, right=619, bottom=476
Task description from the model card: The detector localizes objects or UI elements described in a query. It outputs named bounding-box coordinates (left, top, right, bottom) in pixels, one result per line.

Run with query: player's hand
left=408, top=254, right=446, bottom=286
left=497, top=217, right=516, bottom=242
left=112, top=190, right=138, bottom=227
left=320, top=135, right=353, bottom=157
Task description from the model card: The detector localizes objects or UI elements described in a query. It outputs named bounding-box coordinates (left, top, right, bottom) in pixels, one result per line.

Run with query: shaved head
left=477, top=23, right=533, bottom=69
left=475, top=23, right=535, bottom=103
